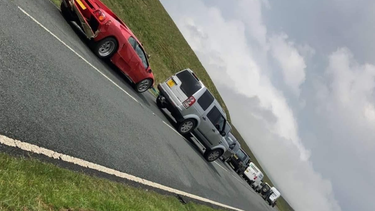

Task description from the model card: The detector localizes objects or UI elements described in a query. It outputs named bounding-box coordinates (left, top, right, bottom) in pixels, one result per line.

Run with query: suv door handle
left=202, top=117, right=206, bottom=121
left=212, top=129, right=216, bottom=132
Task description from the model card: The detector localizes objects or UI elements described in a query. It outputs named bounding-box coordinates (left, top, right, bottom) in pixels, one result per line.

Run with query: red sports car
left=61, top=0, right=154, bottom=93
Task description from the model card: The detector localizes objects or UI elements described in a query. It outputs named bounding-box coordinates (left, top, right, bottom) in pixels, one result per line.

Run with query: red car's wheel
left=94, top=37, right=118, bottom=59
left=135, top=78, right=153, bottom=93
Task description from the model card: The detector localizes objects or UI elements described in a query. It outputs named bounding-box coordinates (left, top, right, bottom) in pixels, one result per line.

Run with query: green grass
left=0, top=153, right=222, bottom=211
left=51, top=0, right=61, bottom=6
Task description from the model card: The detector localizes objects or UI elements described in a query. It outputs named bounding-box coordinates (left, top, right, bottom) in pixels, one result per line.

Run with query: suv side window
left=198, top=90, right=214, bottom=111
left=207, top=106, right=225, bottom=131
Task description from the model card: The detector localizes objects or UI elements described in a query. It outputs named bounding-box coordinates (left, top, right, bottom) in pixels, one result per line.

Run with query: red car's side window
left=128, top=37, right=149, bottom=69
left=128, top=37, right=137, bottom=49
left=135, top=45, right=148, bottom=69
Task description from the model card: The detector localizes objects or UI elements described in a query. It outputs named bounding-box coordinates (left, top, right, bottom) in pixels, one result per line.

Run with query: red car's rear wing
left=87, top=0, right=129, bottom=28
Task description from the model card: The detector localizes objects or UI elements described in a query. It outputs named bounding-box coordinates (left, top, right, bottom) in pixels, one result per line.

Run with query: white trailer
left=243, top=162, right=264, bottom=189
left=267, top=187, right=281, bottom=207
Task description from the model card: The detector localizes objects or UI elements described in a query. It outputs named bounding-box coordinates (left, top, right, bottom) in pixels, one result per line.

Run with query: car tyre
left=176, top=119, right=196, bottom=135
left=204, top=148, right=224, bottom=162
left=156, top=95, right=165, bottom=108
left=135, top=78, right=153, bottom=93
left=94, top=37, right=118, bottom=59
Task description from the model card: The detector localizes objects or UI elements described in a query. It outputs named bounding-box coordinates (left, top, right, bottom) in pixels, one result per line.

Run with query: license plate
left=76, top=0, right=87, bottom=10
left=167, top=79, right=175, bottom=87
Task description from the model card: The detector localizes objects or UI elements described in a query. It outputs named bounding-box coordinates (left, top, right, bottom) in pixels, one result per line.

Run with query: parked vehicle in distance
left=255, top=181, right=264, bottom=193
left=243, top=162, right=264, bottom=189
left=267, top=187, right=281, bottom=207
left=221, top=132, right=240, bottom=162
left=260, top=182, right=272, bottom=199
left=60, top=0, right=154, bottom=93
left=227, top=148, right=250, bottom=175
left=157, top=69, right=231, bottom=162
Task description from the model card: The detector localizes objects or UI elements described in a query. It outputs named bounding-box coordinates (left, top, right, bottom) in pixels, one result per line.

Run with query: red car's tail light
left=93, top=10, right=106, bottom=22
left=183, top=96, right=196, bottom=108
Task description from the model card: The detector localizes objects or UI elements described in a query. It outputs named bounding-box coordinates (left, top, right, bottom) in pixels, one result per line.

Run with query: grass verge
left=0, top=153, right=222, bottom=211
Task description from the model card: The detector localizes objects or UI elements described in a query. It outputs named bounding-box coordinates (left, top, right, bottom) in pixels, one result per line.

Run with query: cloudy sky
left=159, top=0, right=375, bottom=211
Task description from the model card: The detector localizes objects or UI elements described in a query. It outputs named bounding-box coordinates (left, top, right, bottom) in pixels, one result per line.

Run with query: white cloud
left=364, top=103, right=375, bottom=121
left=306, top=47, right=375, bottom=211
left=236, top=0, right=268, bottom=51
left=317, top=48, right=375, bottom=148
left=270, top=34, right=307, bottom=96
left=297, top=43, right=316, bottom=60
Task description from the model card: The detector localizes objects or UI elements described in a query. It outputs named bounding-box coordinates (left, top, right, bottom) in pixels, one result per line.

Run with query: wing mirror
left=147, top=54, right=151, bottom=59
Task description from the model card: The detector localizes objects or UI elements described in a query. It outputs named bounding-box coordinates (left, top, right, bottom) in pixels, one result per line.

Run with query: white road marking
left=0, top=134, right=243, bottom=211
left=233, top=175, right=245, bottom=184
left=217, top=162, right=247, bottom=185
left=47, top=0, right=59, bottom=9
left=214, top=161, right=228, bottom=172
left=17, top=7, right=139, bottom=103
left=162, top=121, right=181, bottom=137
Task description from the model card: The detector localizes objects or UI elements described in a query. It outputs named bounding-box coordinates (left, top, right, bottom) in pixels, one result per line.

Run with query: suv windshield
left=176, top=71, right=202, bottom=97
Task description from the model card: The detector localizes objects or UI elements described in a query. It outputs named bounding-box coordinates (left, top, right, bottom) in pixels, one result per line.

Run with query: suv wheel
left=177, top=119, right=196, bottom=135
left=204, top=148, right=223, bottom=162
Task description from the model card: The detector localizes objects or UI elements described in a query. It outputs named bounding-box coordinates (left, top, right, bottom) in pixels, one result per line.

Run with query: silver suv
left=157, top=69, right=231, bottom=162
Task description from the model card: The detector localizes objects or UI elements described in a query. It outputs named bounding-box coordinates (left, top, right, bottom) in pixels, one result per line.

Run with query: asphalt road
left=0, top=0, right=276, bottom=210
